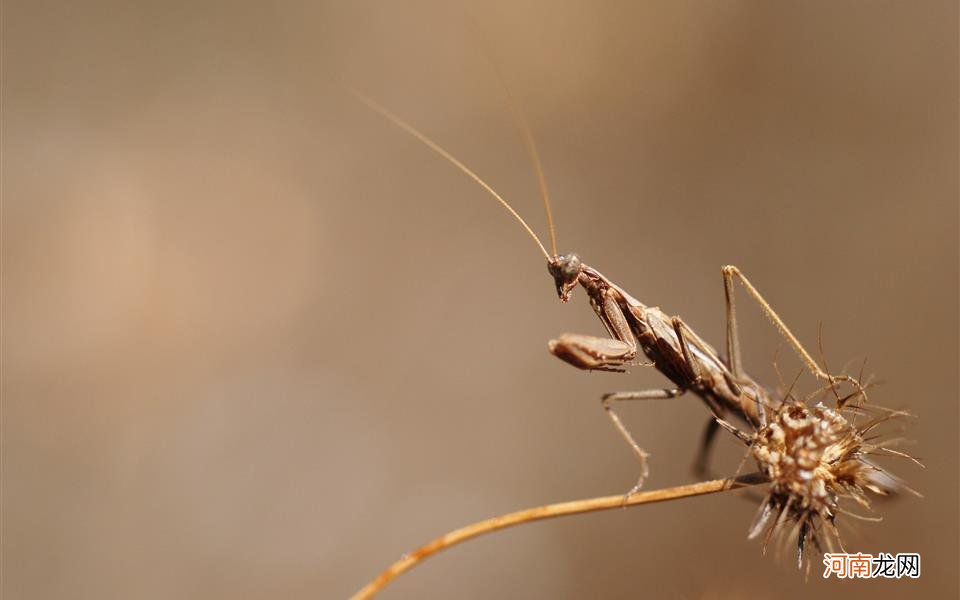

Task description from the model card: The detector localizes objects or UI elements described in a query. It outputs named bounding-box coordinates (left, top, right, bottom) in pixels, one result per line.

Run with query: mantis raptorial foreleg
left=548, top=291, right=639, bottom=371
left=548, top=333, right=635, bottom=372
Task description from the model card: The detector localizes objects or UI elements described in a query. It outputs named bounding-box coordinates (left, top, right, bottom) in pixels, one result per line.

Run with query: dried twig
left=351, top=473, right=768, bottom=599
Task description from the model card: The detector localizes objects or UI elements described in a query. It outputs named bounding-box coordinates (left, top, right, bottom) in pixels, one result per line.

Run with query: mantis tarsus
left=352, top=88, right=867, bottom=494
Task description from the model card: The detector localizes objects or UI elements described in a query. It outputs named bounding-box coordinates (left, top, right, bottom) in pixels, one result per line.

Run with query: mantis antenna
left=350, top=87, right=550, bottom=260
left=481, top=44, right=559, bottom=258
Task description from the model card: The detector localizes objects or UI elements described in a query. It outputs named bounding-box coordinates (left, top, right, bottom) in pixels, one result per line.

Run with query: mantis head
left=548, top=253, right=582, bottom=302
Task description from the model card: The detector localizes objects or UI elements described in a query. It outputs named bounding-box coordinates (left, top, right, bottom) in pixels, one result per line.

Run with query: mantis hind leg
left=693, top=416, right=766, bottom=504
left=721, top=265, right=866, bottom=407
left=692, top=417, right=721, bottom=478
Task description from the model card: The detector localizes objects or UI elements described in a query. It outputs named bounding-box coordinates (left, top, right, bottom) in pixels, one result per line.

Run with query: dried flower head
left=719, top=382, right=920, bottom=573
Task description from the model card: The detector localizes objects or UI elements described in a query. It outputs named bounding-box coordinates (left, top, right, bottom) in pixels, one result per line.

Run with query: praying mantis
left=352, top=88, right=867, bottom=495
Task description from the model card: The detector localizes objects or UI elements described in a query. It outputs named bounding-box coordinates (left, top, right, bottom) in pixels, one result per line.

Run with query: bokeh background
left=4, top=1, right=957, bottom=598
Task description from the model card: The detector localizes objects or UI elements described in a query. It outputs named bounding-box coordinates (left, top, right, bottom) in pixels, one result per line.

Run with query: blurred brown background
left=3, top=1, right=957, bottom=599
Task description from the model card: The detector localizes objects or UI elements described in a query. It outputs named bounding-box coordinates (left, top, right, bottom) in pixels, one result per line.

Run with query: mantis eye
left=560, top=254, right=582, bottom=280
left=548, top=253, right=583, bottom=301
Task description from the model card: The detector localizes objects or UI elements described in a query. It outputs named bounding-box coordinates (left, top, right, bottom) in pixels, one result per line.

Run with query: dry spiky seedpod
left=717, top=384, right=921, bottom=574
left=352, top=380, right=920, bottom=597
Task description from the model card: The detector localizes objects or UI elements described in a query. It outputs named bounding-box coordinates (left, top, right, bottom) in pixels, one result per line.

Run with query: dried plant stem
left=351, top=473, right=767, bottom=599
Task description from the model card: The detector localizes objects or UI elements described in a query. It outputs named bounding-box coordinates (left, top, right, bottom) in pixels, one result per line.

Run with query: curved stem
left=351, top=473, right=767, bottom=599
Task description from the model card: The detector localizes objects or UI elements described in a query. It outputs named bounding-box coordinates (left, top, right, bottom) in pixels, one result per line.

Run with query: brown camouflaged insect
left=353, top=88, right=868, bottom=494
